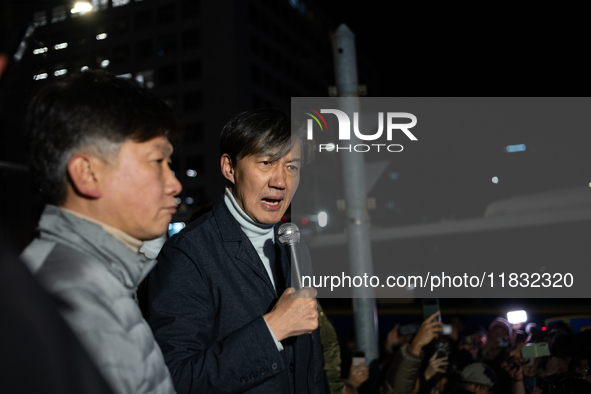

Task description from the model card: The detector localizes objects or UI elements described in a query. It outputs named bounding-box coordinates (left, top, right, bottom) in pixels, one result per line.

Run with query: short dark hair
left=219, top=108, right=313, bottom=166
left=25, top=70, right=179, bottom=205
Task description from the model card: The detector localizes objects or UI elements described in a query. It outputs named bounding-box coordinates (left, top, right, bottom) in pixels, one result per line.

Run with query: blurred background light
left=71, top=2, right=93, bottom=14
left=505, top=144, right=526, bottom=153
left=318, top=211, right=328, bottom=227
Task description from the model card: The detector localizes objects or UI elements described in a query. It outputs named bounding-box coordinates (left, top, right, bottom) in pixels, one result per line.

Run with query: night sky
left=3, top=0, right=591, bottom=233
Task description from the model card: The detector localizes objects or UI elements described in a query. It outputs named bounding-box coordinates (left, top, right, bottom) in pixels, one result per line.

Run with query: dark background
left=1, top=0, right=590, bottom=334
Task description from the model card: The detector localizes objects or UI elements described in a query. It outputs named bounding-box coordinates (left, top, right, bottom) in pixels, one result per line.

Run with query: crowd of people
left=335, top=313, right=591, bottom=394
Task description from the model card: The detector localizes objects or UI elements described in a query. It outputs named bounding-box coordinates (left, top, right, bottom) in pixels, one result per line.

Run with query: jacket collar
left=37, top=205, right=157, bottom=290
left=212, top=199, right=290, bottom=295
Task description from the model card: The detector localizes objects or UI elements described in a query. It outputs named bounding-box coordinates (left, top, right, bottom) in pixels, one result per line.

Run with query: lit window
left=51, top=6, right=67, bottom=23
left=33, top=73, right=49, bottom=81
left=113, top=0, right=131, bottom=7
left=34, top=10, right=47, bottom=26
left=33, top=47, right=48, bottom=55
left=91, top=0, right=108, bottom=12
left=33, top=73, right=49, bottom=80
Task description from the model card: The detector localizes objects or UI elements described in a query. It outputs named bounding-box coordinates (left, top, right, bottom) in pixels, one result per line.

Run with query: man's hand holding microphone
left=264, top=287, right=318, bottom=341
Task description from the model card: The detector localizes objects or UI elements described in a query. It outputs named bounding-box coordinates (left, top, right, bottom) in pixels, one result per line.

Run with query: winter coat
left=21, top=205, right=176, bottom=394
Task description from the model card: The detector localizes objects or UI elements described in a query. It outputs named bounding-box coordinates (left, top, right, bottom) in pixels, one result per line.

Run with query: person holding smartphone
left=380, top=311, right=444, bottom=394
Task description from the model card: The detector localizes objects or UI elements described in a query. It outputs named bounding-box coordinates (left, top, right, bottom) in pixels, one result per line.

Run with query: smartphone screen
left=352, top=351, right=365, bottom=366
left=422, top=298, right=441, bottom=322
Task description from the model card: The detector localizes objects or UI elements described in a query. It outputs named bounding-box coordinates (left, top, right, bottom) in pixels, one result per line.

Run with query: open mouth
left=261, top=197, right=283, bottom=207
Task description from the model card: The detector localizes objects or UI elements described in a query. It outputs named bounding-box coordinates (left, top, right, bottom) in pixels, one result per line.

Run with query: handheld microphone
left=278, top=222, right=304, bottom=290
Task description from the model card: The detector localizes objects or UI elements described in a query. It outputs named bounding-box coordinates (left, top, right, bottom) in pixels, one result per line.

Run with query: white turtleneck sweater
left=224, top=187, right=283, bottom=351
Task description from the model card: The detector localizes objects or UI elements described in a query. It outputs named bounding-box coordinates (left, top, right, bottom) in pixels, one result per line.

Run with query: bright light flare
left=507, top=310, right=527, bottom=324
left=71, top=2, right=93, bottom=13
left=492, top=176, right=499, bottom=184
left=96, top=33, right=107, bottom=40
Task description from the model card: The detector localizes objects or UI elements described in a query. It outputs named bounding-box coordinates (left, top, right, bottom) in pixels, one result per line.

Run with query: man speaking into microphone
left=146, top=108, right=326, bottom=393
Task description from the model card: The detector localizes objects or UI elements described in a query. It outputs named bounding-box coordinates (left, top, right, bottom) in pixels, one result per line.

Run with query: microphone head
left=278, top=222, right=300, bottom=245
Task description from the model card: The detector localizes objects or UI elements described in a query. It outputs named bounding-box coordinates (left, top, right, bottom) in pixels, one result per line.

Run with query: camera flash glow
left=507, top=310, right=527, bottom=324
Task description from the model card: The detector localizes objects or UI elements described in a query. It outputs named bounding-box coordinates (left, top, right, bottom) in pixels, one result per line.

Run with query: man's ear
left=67, top=154, right=103, bottom=199
left=220, top=154, right=235, bottom=184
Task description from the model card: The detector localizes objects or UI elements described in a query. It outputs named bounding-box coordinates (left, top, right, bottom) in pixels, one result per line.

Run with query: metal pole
left=331, top=24, right=379, bottom=366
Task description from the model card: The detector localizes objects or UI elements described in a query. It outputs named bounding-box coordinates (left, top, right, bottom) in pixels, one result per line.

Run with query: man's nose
left=268, top=165, right=286, bottom=189
left=166, top=168, right=183, bottom=196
